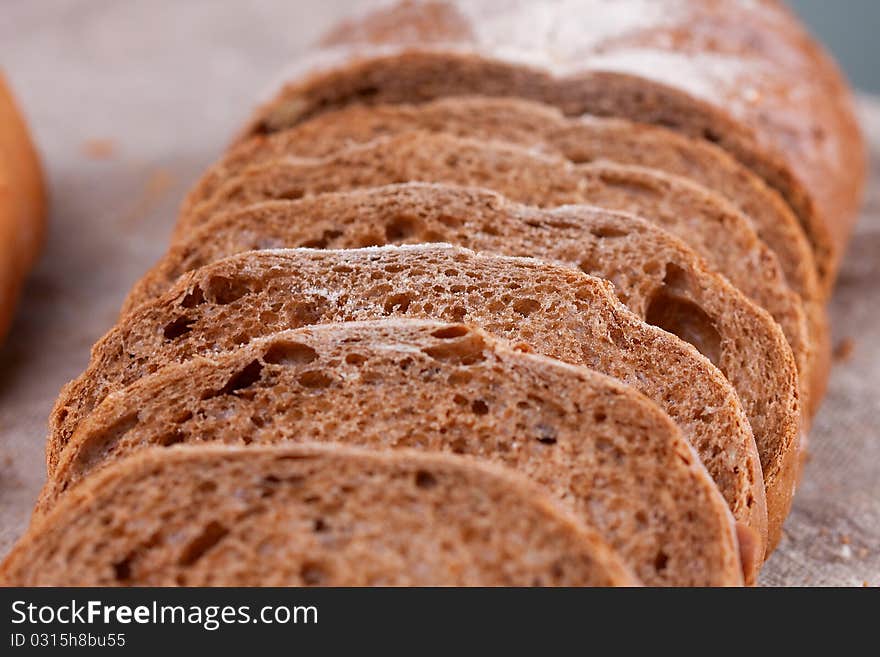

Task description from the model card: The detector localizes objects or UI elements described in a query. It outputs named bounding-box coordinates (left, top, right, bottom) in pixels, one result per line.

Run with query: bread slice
left=177, top=132, right=812, bottom=418
left=209, top=96, right=831, bottom=413
left=4, top=443, right=642, bottom=586
left=50, top=244, right=768, bottom=555
left=248, top=0, right=867, bottom=292
left=135, top=180, right=797, bottom=548
left=41, top=319, right=744, bottom=585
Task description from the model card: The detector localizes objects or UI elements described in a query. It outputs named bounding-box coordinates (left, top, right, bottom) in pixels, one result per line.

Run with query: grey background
left=791, top=0, right=879, bottom=93
left=0, top=0, right=877, bottom=586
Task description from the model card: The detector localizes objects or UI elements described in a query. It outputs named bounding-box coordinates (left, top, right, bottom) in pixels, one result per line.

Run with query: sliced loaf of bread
left=131, top=182, right=797, bottom=546
left=42, top=319, right=745, bottom=585
left=251, top=0, right=867, bottom=292
left=50, top=245, right=767, bottom=553
left=4, top=443, right=641, bottom=586
left=212, top=97, right=830, bottom=412
left=176, top=131, right=812, bottom=418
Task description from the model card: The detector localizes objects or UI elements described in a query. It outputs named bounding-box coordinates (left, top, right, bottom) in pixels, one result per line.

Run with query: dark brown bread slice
left=206, top=96, right=831, bottom=413
left=3, top=443, right=642, bottom=586
left=50, top=245, right=768, bottom=555
left=42, top=320, right=744, bottom=585
left=248, top=0, right=867, bottom=293
left=135, top=180, right=796, bottom=550
left=177, top=132, right=812, bottom=418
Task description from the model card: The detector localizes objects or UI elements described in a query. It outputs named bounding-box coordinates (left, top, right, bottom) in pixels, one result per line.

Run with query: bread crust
left=0, top=74, right=46, bottom=341
left=245, top=0, right=865, bottom=293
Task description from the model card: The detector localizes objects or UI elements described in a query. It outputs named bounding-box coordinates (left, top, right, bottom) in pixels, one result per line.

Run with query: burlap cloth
left=0, top=0, right=876, bottom=586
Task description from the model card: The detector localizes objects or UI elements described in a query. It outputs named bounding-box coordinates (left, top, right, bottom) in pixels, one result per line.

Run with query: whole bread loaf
left=4, top=443, right=642, bottom=586
left=132, top=181, right=799, bottom=549
left=178, top=131, right=812, bottom=415
left=0, top=74, right=46, bottom=343
left=51, top=245, right=767, bottom=554
left=247, top=0, right=865, bottom=292
left=43, top=319, right=745, bottom=585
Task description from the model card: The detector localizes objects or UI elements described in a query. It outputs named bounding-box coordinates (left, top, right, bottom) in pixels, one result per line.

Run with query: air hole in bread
left=536, top=425, right=558, bottom=445
left=113, top=555, right=133, bottom=581
left=383, top=293, right=412, bottom=314
left=344, top=352, right=367, bottom=366
left=204, top=275, right=250, bottom=305
left=452, top=394, right=468, bottom=406
left=445, top=305, right=467, bottom=322
left=354, top=85, right=380, bottom=98
left=471, top=399, right=489, bottom=415
left=431, top=325, right=469, bottom=340
left=263, top=341, right=318, bottom=366
left=180, top=287, right=204, bottom=308
left=590, top=224, right=629, bottom=239
left=414, top=470, right=437, bottom=489
left=594, top=411, right=608, bottom=423
left=385, top=215, right=418, bottom=240
left=313, top=518, right=328, bottom=533
left=299, top=561, right=327, bottom=586
left=646, top=265, right=723, bottom=368
left=702, top=128, right=721, bottom=143
left=297, top=370, right=334, bottom=388
left=198, top=480, right=217, bottom=494
left=178, top=521, right=229, bottom=566
left=163, top=316, right=195, bottom=340
left=513, top=298, right=541, bottom=316
left=279, top=187, right=304, bottom=201
left=601, top=176, right=660, bottom=200
left=157, top=430, right=185, bottom=447
left=422, top=334, right=486, bottom=365
left=216, top=360, right=264, bottom=397
left=654, top=551, right=670, bottom=572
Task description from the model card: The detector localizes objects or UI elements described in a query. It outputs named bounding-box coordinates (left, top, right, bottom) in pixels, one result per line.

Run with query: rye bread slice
left=4, top=443, right=642, bottom=586
left=247, top=0, right=867, bottom=293
left=50, top=245, right=767, bottom=554
left=177, top=132, right=812, bottom=418
left=42, top=319, right=744, bottom=585
left=134, top=180, right=797, bottom=546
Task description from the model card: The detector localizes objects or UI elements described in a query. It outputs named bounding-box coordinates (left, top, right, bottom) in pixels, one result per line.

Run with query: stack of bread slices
left=1, top=0, right=865, bottom=587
